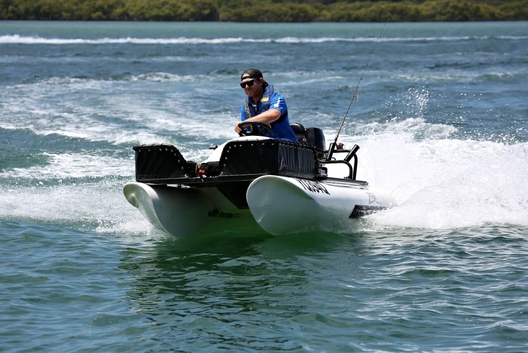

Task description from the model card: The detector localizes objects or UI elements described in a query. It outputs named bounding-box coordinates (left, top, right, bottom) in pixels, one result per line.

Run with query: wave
left=1, top=34, right=526, bottom=45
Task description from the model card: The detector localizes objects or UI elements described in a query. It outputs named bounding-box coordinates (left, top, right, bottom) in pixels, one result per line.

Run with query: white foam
left=343, top=121, right=528, bottom=229
left=0, top=153, right=133, bottom=180
left=2, top=34, right=525, bottom=45
left=130, top=72, right=203, bottom=82
left=0, top=35, right=244, bottom=45
left=0, top=182, right=149, bottom=232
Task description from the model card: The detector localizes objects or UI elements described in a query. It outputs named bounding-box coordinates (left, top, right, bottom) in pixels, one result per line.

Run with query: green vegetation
left=1, top=0, right=526, bottom=21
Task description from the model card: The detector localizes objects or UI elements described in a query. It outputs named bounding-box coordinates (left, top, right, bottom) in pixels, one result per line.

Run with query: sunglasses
left=240, top=79, right=256, bottom=89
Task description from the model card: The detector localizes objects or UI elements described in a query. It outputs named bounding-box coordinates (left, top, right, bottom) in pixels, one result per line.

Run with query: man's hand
left=234, top=121, right=242, bottom=134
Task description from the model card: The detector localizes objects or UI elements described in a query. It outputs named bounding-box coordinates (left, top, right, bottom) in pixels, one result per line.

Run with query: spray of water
left=340, top=89, right=528, bottom=230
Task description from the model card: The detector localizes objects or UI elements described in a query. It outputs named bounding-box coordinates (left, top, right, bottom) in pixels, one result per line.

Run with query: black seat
left=290, top=123, right=308, bottom=144
left=290, top=123, right=326, bottom=151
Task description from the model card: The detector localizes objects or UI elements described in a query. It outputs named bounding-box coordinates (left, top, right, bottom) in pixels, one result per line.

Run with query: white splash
left=343, top=119, right=528, bottom=229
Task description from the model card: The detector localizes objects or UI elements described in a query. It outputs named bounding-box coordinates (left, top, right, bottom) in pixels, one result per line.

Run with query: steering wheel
left=238, top=122, right=273, bottom=138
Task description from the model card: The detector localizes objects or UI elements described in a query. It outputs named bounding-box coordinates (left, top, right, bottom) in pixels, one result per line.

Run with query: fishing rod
left=326, top=19, right=389, bottom=161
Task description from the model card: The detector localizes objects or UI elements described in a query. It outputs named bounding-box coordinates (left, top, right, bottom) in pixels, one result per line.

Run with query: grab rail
left=317, top=144, right=359, bottom=180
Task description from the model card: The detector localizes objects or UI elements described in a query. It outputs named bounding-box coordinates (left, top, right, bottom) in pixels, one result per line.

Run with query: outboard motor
left=305, top=128, right=325, bottom=151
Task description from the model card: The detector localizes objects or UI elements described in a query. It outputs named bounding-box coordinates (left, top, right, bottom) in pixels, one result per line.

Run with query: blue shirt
left=240, top=84, right=297, bottom=142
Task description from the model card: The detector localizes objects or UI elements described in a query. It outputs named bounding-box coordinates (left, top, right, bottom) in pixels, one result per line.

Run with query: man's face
left=240, top=76, right=263, bottom=97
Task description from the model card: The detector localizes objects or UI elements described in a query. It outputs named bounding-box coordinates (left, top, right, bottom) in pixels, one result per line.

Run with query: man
left=235, top=68, right=297, bottom=142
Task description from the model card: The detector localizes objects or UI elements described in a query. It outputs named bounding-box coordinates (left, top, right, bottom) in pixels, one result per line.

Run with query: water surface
left=1, top=21, right=527, bottom=352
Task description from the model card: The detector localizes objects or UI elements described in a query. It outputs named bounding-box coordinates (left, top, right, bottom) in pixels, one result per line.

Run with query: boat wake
left=340, top=119, right=528, bottom=230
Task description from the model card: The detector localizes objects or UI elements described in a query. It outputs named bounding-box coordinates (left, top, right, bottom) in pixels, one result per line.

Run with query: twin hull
left=123, top=175, right=394, bottom=237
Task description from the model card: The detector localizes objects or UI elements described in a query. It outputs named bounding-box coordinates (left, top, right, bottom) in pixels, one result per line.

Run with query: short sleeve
left=268, top=92, right=288, bottom=115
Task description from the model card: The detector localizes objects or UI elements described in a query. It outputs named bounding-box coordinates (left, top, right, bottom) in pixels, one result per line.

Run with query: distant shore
left=1, top=0, right=527, bottom=22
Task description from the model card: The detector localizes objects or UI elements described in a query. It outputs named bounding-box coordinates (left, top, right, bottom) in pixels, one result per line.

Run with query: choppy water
left=1, top=21, right=527, bottom=352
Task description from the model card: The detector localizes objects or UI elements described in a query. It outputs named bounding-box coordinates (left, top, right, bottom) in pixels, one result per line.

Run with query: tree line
left=1, top=0, right=526, bottom=21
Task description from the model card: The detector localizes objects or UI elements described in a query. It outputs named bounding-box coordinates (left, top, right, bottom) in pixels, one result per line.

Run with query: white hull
left=124, top=175, right=396, bottom=237
left=247, top=175, right=395, bottom=235
left=123, top=182, right=265, bottom=237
